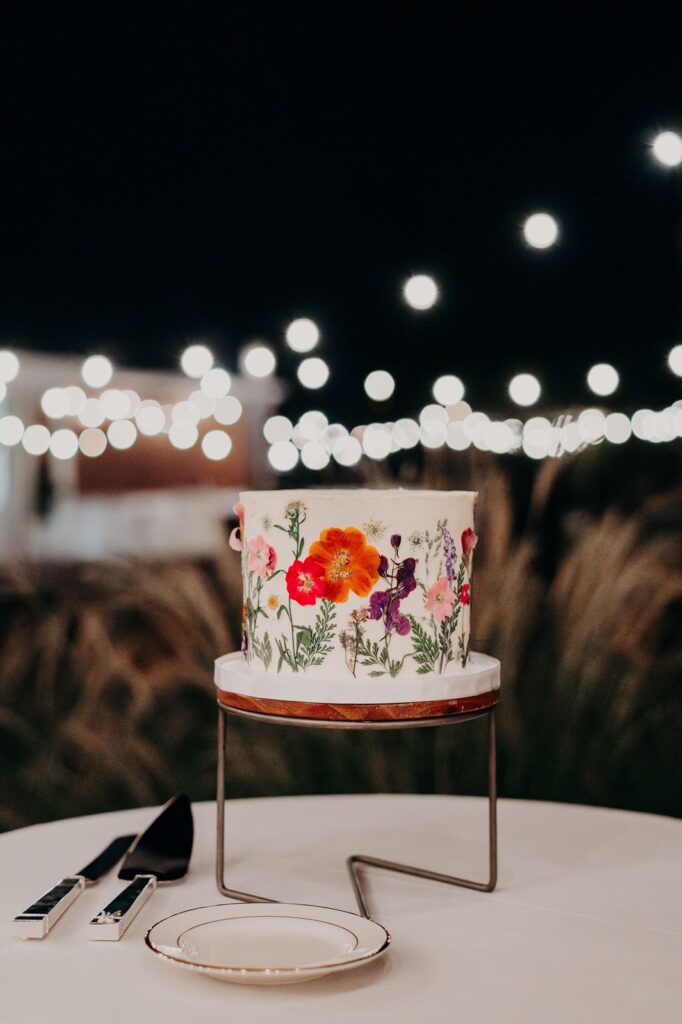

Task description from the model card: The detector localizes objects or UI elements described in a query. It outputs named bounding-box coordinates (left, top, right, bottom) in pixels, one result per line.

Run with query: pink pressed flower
left=247, top=534, right=277, bottom=580
left=424, top=576, right=455, bottom=622
left=461, top=527, right=478, bottom=559
left=229, top=502, right=245, bottom=551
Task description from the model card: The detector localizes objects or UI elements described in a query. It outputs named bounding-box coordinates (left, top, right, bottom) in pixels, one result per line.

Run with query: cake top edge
left=239, top=487, right=479, bottom=500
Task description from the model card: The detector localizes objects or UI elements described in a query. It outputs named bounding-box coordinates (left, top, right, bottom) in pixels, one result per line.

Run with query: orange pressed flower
left=308, top=527, right=380, bottom=603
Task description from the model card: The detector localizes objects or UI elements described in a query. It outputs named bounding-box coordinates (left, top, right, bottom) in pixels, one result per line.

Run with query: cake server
left=88, top=794, right=194, bottom=941
left=13, top=834, right=136, bottom=939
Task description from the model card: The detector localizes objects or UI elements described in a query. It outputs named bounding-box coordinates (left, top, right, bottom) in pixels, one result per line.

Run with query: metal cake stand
left=215, top=694, right=498, bottom=919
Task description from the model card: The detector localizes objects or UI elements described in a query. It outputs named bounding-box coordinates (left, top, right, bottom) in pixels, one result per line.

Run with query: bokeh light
left=0, top=350, right=19, bottom=384
left=604, top=412, right=632, bottom=444
left=0, top=415, right=24, bottom=446
left=587, top=363, right=619, bottom=396
left=49, top=428, right=78, bottom=460
left=78, top=427, right=108, bottom=457
left=135, top=401, right=166, bottom=436
left=508, top=373, right=541, bottom=406
left=78, top=398, right=105, bottom=428
left=21, top=424, right=51, bottom=456
left=297, top=357, right=330, bottom=389
left=285, top=318, right=320, bottom=353
left=403, top=274, right=438, bottom=310
left=181, top=344, right=214, bottom=378
left=651, top=131, right=682, bottom=168
left=41, top=388, right=70, bottom=419
left=201, top=430, right=233, bottom=460
left=100, top=389, right=130, bottom=420
left=332, top=435, right=362, bottom=466
left=263, top=415, right=294, bottom=443
left=107, top=419, right=137, bottom=450
left=240, top=343, right=277, bottom=378
left=200, top=367, right=232, bottom=398
left=522, top=213, right=559, bottom=249
left=168, top=422, right=198, bottom=449
left=667, top=344, right=682, bottom=376
left=301, top=440, right=330, bottom=470
left=81, top=355, right=113, bottom=388
left=268, top=440, right=299, bottom=472
left=214, top=395, right=242, bottom=425
left=364, top=370, right=395, bottom=401
left=433, top=374, right=465, bottom=405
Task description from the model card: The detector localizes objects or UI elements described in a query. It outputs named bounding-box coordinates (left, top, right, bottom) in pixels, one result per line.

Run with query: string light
left=0, top=382, right=5, bottom=403
left=285, top=318, right=320, bottom=353
left=79, top=398, right=105, bottom=428
left=433, top=375, right=465, bottom=405
left=107, top=419, right=137, bottom=450
left=41, top=388, right=70, bottom=419
left=651, top=131, right=682, bottom=168
left=523, top=213, right=559, bottom=249
left=172, top=401, right=200, bottom=425
left=135, top=401, right=165, bottom=436
left=81, top=355, right=113, bottom=389
left=78, top=428, right=108, bottom=457
left=0, top=351, right=20, bottom=384
left=587, top=363, right=619, bottom=396
left=668, top=344, right=682, bottom=376
left=297, top=357, right=329, bottom=389
left=332, top=434, right=362, bottom=466
left=301, top=440, right=330, bottom=470
left=364, top=370, right=395, bottom=401
left=21, top=424, right=50, bottom=456
left=403, top=274, right=438, bottom=310
left=201, top=430, right=232, bottom=460
left=214, top=395, right=242, bottom=425
left=188, top=390, right=216, bottom=419
left=509, top=373, right=541, bottom=406
left=49, top=428, right=78, bottom=460
left=181, top=344, right=214, bottom=378
left=263, top=415, right=293, bottom=443
left=200, top=367, right=232, bottom=398
left=168, top=421, right=198, bottom=449
left=99, top=389, right=130, bottom=420
left=268, top=440, right=299, bottom=472
left=0, top=415, right=24, bottom=446
left=240, top=343, right=277, bottom=378
left=604, top=412, right=632, bottom=444
left=65, top=386, right=87, bottom=415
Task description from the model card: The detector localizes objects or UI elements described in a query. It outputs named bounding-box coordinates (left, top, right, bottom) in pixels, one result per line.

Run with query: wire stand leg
left=346, top=706, right=498, bottom=918
left=215, top=707, right=276, bottom=904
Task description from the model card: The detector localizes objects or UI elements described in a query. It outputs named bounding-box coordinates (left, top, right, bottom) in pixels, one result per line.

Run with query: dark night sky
left=0, top=3, right=680, bottom=425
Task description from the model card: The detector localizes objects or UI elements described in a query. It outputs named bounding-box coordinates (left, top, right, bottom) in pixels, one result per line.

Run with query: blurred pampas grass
left=0, top=445, right=680, bottom=829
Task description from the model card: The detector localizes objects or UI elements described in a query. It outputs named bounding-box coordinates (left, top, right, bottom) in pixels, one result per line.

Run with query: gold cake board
left=216, top=687, right=499, bottom=721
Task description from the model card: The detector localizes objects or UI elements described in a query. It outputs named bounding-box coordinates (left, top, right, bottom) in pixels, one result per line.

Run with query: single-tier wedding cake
left=215, top=488, right=500, bottom=720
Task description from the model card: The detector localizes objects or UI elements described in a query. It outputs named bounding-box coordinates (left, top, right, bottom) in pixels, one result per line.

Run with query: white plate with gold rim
left=145, top=903, right=391, bottom=985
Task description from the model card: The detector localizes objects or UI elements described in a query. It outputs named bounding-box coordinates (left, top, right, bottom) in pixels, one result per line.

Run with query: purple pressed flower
left=378, top=554, right=390, bottom=577
left=394, top=614, right=411, bottom=636
left=396, top=557, right=417, bottom=598
left=368, top=590, right=390, bottom=619
left=390, top=533, right=402, bottom=550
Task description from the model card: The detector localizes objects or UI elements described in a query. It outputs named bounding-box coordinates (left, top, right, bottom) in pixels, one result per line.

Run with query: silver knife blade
left=13, top=834, right=136, bottom=940
left=88, top=795, right=193, bottom=941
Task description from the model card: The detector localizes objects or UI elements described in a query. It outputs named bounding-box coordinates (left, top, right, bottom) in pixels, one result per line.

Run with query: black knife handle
left=88, top=874, right=157, bottom=941
left=13, top=876, right=85, bottom=939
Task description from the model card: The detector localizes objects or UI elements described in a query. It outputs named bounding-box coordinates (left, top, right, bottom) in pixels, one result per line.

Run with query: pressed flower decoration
left=234, top=497, right=477, bottom=675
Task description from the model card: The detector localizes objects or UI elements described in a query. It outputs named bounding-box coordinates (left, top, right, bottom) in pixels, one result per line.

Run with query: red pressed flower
left=286, top=557, right=327, bottom=606
left=460, top=583, right=471, bottom=605
left=461, top=528, right=478, bottom=559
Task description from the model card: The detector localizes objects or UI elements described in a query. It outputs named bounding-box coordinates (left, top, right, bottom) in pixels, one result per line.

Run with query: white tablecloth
left=1, top=796, right=680, bottom=1023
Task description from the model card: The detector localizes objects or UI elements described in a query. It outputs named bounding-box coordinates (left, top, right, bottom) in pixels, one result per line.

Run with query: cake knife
left=88, top=794, right=194, bottom=941
left=13, top=834, right=136, bottom=939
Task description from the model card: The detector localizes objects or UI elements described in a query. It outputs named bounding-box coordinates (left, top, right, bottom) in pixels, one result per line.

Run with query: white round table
left=1, top=796, right=680, bottom=1023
